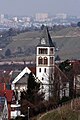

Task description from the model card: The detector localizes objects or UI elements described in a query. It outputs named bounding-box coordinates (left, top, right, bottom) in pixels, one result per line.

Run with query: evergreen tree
left=21, top=72, right=44, bottom=104
left=5, top=49, right=11, bottom=57
left=59, top=59, right=72, bottom=72
left=77, top=22, right=80, bottom=27
left=27, top=72, right=44, bottom=104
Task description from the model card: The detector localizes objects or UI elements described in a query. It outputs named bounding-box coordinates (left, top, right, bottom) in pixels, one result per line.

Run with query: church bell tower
left=36, top=26, right=55, bottom=99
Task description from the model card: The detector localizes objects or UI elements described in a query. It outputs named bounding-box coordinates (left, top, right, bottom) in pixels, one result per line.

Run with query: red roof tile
left=0, top=90, right=13, bottom=103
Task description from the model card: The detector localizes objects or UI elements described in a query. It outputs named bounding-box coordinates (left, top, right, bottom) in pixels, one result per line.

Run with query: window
left=50, top=48, right=54, bottom=54
left=39, top=68, right=41, bottom=72
left=50, top=57, right=54, bottom=64
left=44, top=57, right=48, bottom=65
left=11, top=107, right=15, bottom=111
left=38, top=57, right=43, bottom=64
left=39, top=48, right=42, bottom=54
left=44, top=68, right=46, bottom=73
left=39, top=48, right=48, bottom=54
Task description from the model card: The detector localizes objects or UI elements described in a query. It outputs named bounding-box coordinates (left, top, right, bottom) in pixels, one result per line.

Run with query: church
left=11, top=26, right=55, bottom=100
left=11, top=26, right=69, bottom=101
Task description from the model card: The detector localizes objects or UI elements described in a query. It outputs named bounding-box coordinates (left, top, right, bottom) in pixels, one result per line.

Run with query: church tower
left=36, top=26, right=55, bottom=99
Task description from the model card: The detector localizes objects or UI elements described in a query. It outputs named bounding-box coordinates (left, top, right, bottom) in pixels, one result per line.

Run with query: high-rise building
left=13, top=17, right=18, bottom=22
left=0, top=14, right=4, bottom=23
left=55, top=13, right=67, bottom=19
left=35, top=13, right=48, bottom=22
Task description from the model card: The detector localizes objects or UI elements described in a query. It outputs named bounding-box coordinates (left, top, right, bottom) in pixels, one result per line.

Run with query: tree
left=55, top=55, right=60, bottom=61
left=21, top=72, right=44, bottom=104
left=5, top=49, right=11, bottom=57
left=27, top=72, right=44, bottom=104
left=8, top=28, right=17, bottom=36
left=59, top=59, right=72, bottom=72
left=41, top=25, right=45, bottom=30
left=20, top=72, right=45, bottom=117
left=77, top=22, right=80, bottom=27
left=17, top=46, right=23, bottom=53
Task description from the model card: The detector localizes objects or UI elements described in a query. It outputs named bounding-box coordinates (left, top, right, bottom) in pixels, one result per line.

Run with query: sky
left=0, top=0, right=80, bottom=16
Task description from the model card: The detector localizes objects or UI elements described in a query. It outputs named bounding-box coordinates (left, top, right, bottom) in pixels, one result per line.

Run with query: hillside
left=38, top=98, right=80, bottom=120
left=38, top=108, right=79, bottom=120
left=1, top=26, right=80, bottom=61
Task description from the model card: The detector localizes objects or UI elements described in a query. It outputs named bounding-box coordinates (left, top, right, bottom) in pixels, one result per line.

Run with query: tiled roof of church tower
left=37, top=26, right=55, bottom=47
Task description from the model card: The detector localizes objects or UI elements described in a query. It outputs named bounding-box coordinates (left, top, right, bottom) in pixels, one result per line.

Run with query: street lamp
left=28, top=106, right=30, bottom=120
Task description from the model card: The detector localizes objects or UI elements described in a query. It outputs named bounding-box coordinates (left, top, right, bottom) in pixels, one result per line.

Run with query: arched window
left=38, top=57, right=43, bottom=64
left=44, top=57, right=48, bottom=65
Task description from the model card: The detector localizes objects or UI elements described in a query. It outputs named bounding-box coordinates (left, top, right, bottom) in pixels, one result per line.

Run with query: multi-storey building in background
left=0, top=13, right=79, bottom=30
left=35, top=13, right=48, bottom=22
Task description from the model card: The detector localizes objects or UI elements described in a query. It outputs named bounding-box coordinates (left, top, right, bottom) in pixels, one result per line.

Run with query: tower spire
left=38, top=26, right=55, bottom=47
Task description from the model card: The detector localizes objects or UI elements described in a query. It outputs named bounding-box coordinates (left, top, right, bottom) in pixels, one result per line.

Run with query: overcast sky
left=0, top=0, right=80, bottom=16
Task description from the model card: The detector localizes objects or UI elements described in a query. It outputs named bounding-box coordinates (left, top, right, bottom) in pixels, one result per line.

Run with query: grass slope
left=39, top=108, right=80, bottom=120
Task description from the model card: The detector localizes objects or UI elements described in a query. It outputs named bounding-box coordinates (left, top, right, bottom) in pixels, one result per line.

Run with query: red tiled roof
left=0, top=70, right=12, bottom=83
left=0, top=90, right=13, bottom=103
left=28, top=66, right=36, bottom=75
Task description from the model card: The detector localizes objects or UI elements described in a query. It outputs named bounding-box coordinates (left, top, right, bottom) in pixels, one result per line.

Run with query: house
left=0, top=85, right=21, bottom=119
left=0, top=96, right=8, bottom=120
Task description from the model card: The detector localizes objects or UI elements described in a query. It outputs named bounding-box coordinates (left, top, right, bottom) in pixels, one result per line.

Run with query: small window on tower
left=39, top=48, right=41, bottom=54
left=44, top=68, right=46, bottom=73
left=39, top=48, right=48, bottom=54
left=44, top=57, right=48, bottom=65
left=39, top=68, right=41, bottom=72
left=38, top=57, right=43, bottom=64
left=50, top=57, right=54, bottom=64
left=50, top=48, right=53, bottom=54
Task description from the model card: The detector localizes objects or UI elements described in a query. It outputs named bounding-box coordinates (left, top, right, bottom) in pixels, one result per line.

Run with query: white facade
left=60, top=82, right=69, bottom=99
left=36, top=47, right=55, bottom=80
left=36, top=27, right=55, bottom=100
left=36, top=46, right=55, bottom=99
left=13, top=17, right=18, bottom=22
left=11, top=104, right=21, bottom=119
left=0, top=97, right=8, bottom=120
